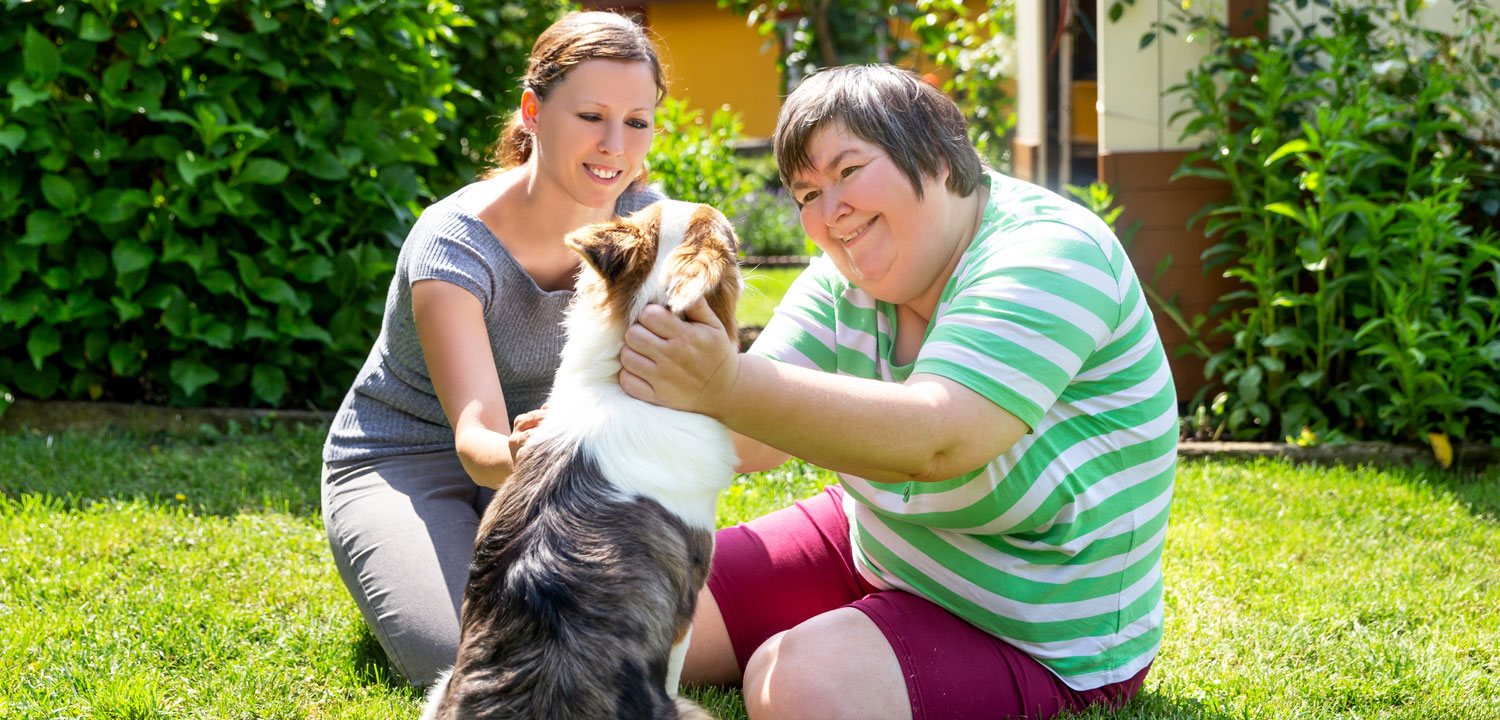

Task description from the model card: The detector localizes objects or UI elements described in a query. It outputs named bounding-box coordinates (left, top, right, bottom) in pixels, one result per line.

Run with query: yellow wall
left=646, top=2, right=782, bottom=138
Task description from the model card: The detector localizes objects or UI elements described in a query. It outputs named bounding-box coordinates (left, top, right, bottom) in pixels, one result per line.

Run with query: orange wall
left=645, top=2, right=782, bottom=138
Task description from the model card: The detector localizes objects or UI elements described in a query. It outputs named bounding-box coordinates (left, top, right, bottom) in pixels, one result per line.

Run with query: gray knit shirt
left=322, top=181, right=664, bottom=464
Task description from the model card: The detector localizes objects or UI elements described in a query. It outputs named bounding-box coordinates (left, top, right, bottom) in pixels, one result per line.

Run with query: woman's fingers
left=681, top=296, right=723, bottom=331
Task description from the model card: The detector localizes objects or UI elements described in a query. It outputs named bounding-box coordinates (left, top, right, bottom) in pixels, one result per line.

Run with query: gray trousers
left=321, top=450, right=495, bottom=687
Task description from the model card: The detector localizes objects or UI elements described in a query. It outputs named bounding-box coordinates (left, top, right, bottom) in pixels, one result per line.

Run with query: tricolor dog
left=421, top=200, right=742, bottom=720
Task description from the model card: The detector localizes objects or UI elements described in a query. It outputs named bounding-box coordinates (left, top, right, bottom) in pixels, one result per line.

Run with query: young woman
left=621, top=65, right=1178, bottom=719
left=320, top=11, right=666, bottom=687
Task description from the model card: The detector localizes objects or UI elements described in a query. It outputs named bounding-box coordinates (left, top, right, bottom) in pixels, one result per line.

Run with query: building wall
left=644, top=2, right=783, bottom=138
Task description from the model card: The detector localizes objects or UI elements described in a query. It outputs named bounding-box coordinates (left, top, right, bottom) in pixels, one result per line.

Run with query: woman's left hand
left=619, top=297, right=740, bottom=417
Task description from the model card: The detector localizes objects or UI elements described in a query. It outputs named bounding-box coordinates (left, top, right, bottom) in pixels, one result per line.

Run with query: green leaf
left=87, top=188, right=153, bottom=225
left=199, top=269, right=238, bottom=295
left=291, top=255, right=336, bottom=283
left=0, top=125, right=26, bottom=153
left=251, top=364, right=287, bottom=405
left=27, top=325, right=62, bottom=370
left=211, top=180, right=246, bottom=215
left=170, top=359, right=220, bottom=396
left=1238, top=363, right=1264, bottom=405
left=303, top=151, right=348, bottom=181
left=198, top=321, right=234, bottom=349
left=21, top=210, right=70, bottom=246
left=259, top=61, right=287, bottom=80
left=237, top=158, right=289, bottom=185
left=176, top=150, right=217, bottom=187
left=40, top=267, right=71, bottom=290
left=254, top=278, right=300, bottom=306
left=1264, top=202, right=1308, bottom=227
left=1262, top=326, right=1309, bottom=349
left=112, top=240, right=155, bottom=274
left=109, top=341, right=143, bottom=376
left=249, top=10, right=282, bottom=34
left=24, top=27, right=62, bottom=83
left=8, top=79, right=49, bottom=112
left=111, top=296, right=143, bottom=322
left=79, top=12, right=113, bottom=42
left=1265, top=139, right=1311, bottom=166
left=40, top=174, right=79, bottom=212
left=84, top=328, right=110, bottom=362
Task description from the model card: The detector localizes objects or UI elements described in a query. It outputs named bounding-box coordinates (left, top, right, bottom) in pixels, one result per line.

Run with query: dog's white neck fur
left=540, top=200, right=736, bottom=531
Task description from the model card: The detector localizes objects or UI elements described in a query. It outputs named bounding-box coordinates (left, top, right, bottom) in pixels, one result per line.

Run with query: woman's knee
left=742, top=609, right=910, bottom=720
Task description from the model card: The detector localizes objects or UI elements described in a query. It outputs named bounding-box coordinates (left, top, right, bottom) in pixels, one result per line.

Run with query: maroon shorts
left=707, top=485, right=1150, bottom=720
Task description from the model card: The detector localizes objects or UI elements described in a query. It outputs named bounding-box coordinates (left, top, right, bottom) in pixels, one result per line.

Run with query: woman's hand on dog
left=620, top=298, right=740, bottom=417
left=508, top=405, right=548, bottom=464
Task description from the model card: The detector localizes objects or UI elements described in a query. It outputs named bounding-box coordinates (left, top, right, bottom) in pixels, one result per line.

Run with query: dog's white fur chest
left=540, top=384, right=735, bottom=531
left=535, top=198, right=739, bottom=530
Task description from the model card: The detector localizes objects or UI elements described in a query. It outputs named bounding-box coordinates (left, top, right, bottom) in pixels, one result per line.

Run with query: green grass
left=737, top=266, right=806, bottom=330
left=2, top=425, right=1498, bottom=718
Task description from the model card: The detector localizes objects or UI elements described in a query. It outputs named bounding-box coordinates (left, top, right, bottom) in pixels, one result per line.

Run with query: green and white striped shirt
left=750, top=170, right=1177, bottom=690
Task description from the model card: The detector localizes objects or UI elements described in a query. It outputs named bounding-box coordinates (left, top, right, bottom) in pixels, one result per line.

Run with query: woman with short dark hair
left=622, top=64, right=1177, bottom=719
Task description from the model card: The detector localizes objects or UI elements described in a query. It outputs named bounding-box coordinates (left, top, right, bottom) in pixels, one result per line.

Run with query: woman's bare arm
left=412, top=279, right=517, bottom=488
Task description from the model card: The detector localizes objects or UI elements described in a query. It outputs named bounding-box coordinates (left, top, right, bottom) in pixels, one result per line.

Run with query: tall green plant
left=1150, top=0, right=1500, bottom=445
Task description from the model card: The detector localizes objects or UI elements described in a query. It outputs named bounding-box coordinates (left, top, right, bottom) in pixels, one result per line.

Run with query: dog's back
left=426, top=439, right=714, bottom=719
left=423, top=201, right=740, bottom=720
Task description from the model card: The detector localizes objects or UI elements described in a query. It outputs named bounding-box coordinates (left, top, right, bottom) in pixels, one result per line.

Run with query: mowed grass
left=737, top=265, right=806, bottom=330
left=2, top=424, right=1498, bottom=719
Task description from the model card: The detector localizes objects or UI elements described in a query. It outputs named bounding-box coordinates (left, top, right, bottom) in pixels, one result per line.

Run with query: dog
left=420, top=200, right=742, bottom=720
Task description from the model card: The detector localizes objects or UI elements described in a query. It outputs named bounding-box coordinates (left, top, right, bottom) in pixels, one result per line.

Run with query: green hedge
left=0, top=0, right=566, bottom=411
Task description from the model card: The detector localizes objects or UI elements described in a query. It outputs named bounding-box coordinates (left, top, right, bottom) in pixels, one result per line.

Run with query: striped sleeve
left=914, top=222, right=1123, bottom=430
left=746, top=256, right=844, bottom=373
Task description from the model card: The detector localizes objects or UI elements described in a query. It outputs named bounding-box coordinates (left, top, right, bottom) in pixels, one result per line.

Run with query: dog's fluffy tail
left=673, top=695, right=717, bottom=720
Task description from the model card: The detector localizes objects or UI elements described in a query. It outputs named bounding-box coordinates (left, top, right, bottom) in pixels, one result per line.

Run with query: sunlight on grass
left=736, top=266, right=805, bottom=330
left=2, top=428, right=1497, bottom=718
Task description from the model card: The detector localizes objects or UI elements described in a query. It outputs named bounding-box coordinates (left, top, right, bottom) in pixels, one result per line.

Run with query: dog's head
left=564, top=200, right=741, bottom=341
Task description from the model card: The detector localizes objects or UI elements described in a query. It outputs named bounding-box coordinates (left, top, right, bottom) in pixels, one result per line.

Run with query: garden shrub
left=911, top=0, right=1017, bottom=169
left=649, top=96, right=758, bottom=232
left=432, top=1, right=571, bottom=193
left=1151, top=0, right=1500, bottom=445
left=0, top=0, right=565, bottom=411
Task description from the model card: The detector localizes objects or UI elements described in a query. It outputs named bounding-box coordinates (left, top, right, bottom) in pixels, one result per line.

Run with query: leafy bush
left=1151, top=0, right=1500, bottom=444
left=649, top=96, right=757, bottom=227
left=0, top=1, right=557, bottom=410
left=911, top=0, right=1017, bottom=168
left=433, top=1, right=571, bottom=191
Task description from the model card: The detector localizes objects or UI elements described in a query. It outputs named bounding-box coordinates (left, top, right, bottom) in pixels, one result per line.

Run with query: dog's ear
left=668, top=207, right=741, bottom=338
left=565, top=222, right=647, bottom=283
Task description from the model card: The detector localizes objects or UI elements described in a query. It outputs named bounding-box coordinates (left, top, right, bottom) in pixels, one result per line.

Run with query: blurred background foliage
left=1131, top=0, right=1500, bottom=446
left=0, top=0, right=782, bottom=412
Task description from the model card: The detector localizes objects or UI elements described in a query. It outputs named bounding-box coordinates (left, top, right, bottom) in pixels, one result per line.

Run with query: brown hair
left=773, top=65, right=983, bottom=200
left=485, top=11, right=666, bottom=177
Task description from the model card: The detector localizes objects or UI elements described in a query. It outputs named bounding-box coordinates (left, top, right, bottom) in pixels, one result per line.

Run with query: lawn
left=737, top=265, right=806, bottom=330
left=2, top=424, right=1498, bottom=719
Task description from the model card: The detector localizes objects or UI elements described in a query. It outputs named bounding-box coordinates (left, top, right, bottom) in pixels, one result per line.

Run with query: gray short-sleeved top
left=322, top=181, right=664, bottom=463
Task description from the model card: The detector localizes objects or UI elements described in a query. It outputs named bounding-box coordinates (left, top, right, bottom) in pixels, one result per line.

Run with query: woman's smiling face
left=789, top=122, right=955, bottom=307
left=528, top=58, right=657, bottom=209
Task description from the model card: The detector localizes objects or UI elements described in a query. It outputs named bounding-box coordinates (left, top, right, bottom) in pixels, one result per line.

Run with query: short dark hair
left=773, top=65, right=983, bottom=200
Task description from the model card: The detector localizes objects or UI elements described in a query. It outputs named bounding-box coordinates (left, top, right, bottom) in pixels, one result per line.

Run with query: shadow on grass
left=0, top=423, right=329, bottom=518
left=348, top=622, right=417, bottom=694
left=1422, top=464, right=1500, bottom=524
